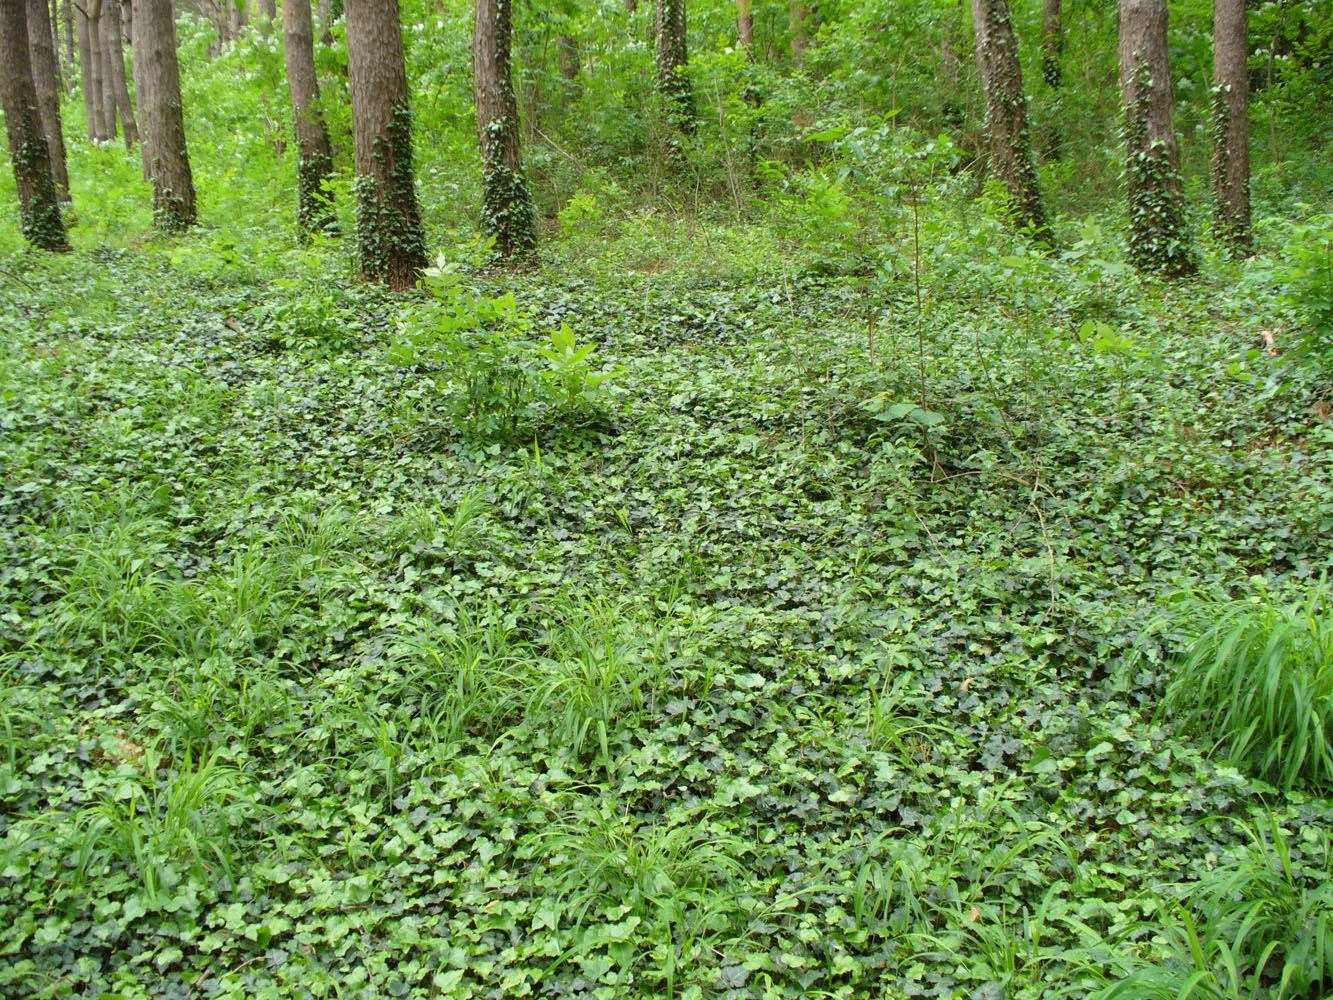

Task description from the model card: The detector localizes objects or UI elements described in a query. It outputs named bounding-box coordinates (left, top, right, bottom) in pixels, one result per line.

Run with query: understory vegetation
left=3, top=0, right=1333, bottom=997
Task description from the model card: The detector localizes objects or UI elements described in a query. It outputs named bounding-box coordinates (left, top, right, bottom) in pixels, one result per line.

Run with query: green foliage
left=1277, top=215, right=1333, bottom=363
left=1158, top=580, right=1333, bottom=792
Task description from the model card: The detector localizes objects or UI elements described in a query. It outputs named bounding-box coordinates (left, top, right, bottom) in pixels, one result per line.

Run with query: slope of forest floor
left=1, top=231, right=1331, bottom=998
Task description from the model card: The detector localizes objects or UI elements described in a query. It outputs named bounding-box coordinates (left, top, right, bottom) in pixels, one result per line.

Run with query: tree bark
left=132, top=0, right=197, bottom=229
left=345, top=0, right=427, bottom=288
left=0, top=0, right=69, bottom=248
left=625, top=0, right=637, bottom=12
left=655, top=0, right=692, bottom=132
left=77, top=0, right=96, bottom=136
left=316, top=0, right=333, bottom=44
left=89, top=0, right=112, bottom=140
left=258, top=0, right=275, bottom=33
left=971, top=0, right=1048, bottom=240
left=1118, top=0, right=1195, bottom=276
left=63, top=0, right=75, bottom=85
left=737, top=0, right=753, bottom=51
left=557, top=34, right=579, bottom=82
left=1212, top=0, right=1251, bottom=254
left=102, top=0, right=137, bottom=147
left=47, top=0, right=64, bottom=92
left=25, top=0, right=70, bottom=199
left=473, top=0, right=535, bottom=258
left=1041, top=0, right=1062, bottom=88
left=789, top=0, right=808, bottom=63
left=98, top=1, right=119, bottom=141
left=283, top=0, right=336, bottom=236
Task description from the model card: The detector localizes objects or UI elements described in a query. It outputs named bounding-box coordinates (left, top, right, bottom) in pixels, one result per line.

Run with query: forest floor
left=1, top=228, right=1331, bottom=998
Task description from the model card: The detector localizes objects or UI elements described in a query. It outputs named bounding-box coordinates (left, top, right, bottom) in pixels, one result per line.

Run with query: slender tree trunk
left=89, top=0, right=112, bottom=140
left=789, top=0, right=808, bottom=63
left=77, top=1, right=96, bottom=136
left=737, top=0, right=753, bottom=51
left=1041, top=0, right=1062, bottom=88
left=63, top=0, right=75, bottom=85
left=229, top=0, right=244, bottom=39
left=557, top=34, right=579, bottom=82
left=1118, top=0, right=1195, bottom=276
left=26, top=0, right=70, bottom=199
left=0, top=0, right=69, bottom=249
left=102, top=0, right=136, bottom=147
left=345, top=0, right=427, bottom=288
left=971, top=0, right=1049, bottom=240
left=1212, top=0, right=1251, bottom=254
left=473, top=0, right=535, bottom=258
left=655, top=0, right=692, bottom=132
left=132, top=0, right=197, bottom=229
left=258, top=0, right=275, bottom=33
left=316, top=0, right=333, bottom=44
left=283, top=0, right=336, bottom=235
left=47, top=0, right=64, bottom=92
left=625, top=0, right=637, bottom=12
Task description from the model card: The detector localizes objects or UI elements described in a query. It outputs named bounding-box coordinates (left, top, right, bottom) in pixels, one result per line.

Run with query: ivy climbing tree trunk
left=284, top=0, right=336, bottom=236
left=25, top=0, right=70, bottom=199
left=103, top=0, right=137, bottom=148
left=473, top=0, right=536, bottom=258
left=345, top=0, right=427, bottom=288
left=1041, top=0, right=1062, bottom=88
left=655, top=0, right=692, bottom=133
left=1118, top=0, right=1195, bottom=276
left=77, top=0, right=96, bottom=137
left=0, top=0, right=69, bottom=249
left=736, top=0, right=753, bottom=51
left=970, top=0, right=1049, bottom=241
left=1212, top=0, right=1251, bottom=255
left=132, top=0, right=197, bottom=230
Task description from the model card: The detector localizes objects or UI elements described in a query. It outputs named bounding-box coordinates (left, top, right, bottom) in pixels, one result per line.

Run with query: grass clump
left=1159, top=581, right=1332, bottom=792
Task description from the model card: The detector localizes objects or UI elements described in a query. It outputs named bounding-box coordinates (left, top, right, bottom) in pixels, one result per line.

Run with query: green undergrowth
left=1, top=213, right=1331, bottom=999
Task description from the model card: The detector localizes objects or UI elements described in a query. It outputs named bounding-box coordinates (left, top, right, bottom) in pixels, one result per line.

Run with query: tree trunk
left=229, top=0, right=244, bottom=39
left=89, top=0, right=112, bottom=140
left=625, top=0, right=636, bottom=13
left=0, top=0, right=69, bottom=249
left=258, top=0, right=275, bottom=33
left=316, top=0, right=333, bottom=44
left=473, top=0, right=535, bottom=258
left=1041, top=0, right=1062, bottom=88
left=98, top=1, right=120, bottom=141
left=345, top=0, right=427, bottom=288
left=789, top=0, right=808, bottom=63
left=283, top=0, right=336, bottom=236
left=47, top=0, right=65, bottom=93
left=971, top=0, right=1048, bottom=240
left=1212, top=0, right=1251, bottom=254
left=737, top=0, right=753, bottom=51
left=655, top=0, right=692, bottom=132
left=25, top=0, right=70, bottom=199
left=1118, top=0, right=1195, bottom=276
left=103, top=0, right=137, bottom=147
left=63, top=0, right=75, bottom=86
left=77, top=1, right=96, bottom=136
left=557, top=34, right=579, bottom=82
left=132, top=0, right=197, bottom=230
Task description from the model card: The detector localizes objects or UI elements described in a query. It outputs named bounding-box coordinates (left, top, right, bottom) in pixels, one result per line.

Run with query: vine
left=355, top=101, right=427, bottom=289
left=1121, top=61, right=1196, bottom=277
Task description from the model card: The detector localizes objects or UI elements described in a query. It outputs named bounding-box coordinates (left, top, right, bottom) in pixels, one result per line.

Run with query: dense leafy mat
left=1, top=236, right=1331, bottom=998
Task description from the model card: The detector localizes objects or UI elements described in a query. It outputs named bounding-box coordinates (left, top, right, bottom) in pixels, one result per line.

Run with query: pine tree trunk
left=789, top=0, right=808, bottom=63
left=971, top=0, right=1048, bottom=240
left=77, top=1, right=96, bottom=136
left=283, top=0, right=336, bottom=236
left=0, top=0, right=69, bottom=249
left=103, top=0, right=137, bottom=147
left=1118, top=0, right=1195, bottom=276
left=345, top=0, right=427, bottom=288
left=655, top=0, right=692, bottom=132
left=1041, top=0, right=1062, bottom=88
left=474, top=0, right=535, bottom=258
left=1212, top=0, right=1251, bottom=255
left=131, top=0, right=197, bottom=230
left=737, top=0, right=753, bottom=51
left=25, top=0, right=70, bottom=199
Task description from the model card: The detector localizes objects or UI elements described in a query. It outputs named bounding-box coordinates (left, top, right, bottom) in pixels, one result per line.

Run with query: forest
left=1, top=0, right=1331, bottom=996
